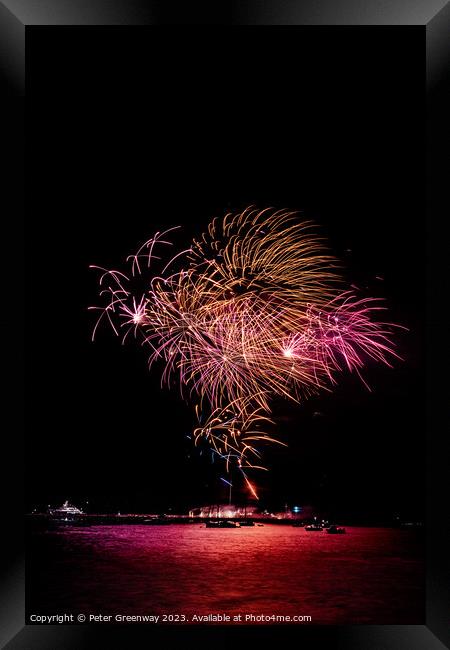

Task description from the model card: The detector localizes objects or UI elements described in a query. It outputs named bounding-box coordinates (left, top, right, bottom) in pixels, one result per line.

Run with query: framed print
left=2, top=1, right=449, bottom=648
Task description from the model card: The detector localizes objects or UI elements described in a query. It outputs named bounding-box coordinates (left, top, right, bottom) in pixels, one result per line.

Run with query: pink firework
left=90, top=207, right=404, bottom=472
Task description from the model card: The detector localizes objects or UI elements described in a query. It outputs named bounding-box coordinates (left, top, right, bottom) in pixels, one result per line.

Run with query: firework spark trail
left=90, top=207, right=403, bottom=479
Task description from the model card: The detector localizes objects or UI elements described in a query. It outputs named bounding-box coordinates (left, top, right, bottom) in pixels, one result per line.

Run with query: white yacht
left=48, top=500, right=84, bottom=519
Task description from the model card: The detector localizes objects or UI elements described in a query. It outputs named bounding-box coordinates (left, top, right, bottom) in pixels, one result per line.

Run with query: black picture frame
left=2, top=1, right=449, bottom=648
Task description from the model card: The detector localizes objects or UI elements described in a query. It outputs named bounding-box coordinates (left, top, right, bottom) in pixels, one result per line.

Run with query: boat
left=143, top=516, right=172, bottom=525
left=292, top=521, right=305, bottom=527
left=305, top=524, right=323, bottom=531
left=205, top=520, right=240, bottom=528
left=326, top=525, right=346, bottom=534
left=47, top=501, right=84, bottom=522
left=48, top=500, right=84, bottom=517
left=239, top=520, right=255, bottom=527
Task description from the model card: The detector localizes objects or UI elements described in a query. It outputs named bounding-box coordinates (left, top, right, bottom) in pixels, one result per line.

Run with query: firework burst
left=90, top=207, right=403, bottom=485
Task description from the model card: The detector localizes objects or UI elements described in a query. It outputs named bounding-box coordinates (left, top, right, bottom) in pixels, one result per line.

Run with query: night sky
left=26, top=27, right=424, bottom=522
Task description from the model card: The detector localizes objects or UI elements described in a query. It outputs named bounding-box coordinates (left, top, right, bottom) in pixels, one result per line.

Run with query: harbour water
left=27, top=524, right=424, bottom=624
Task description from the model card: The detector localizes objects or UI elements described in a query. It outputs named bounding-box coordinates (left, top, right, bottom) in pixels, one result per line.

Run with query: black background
left=26, top=26, right=424, bottom=522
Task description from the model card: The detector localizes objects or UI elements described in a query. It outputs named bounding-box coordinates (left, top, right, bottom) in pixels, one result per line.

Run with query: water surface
left=27, top=524, right=424, bottom=624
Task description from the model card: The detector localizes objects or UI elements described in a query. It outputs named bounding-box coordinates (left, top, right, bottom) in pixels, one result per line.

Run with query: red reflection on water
left=28, top=525, right=424, bottom=624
